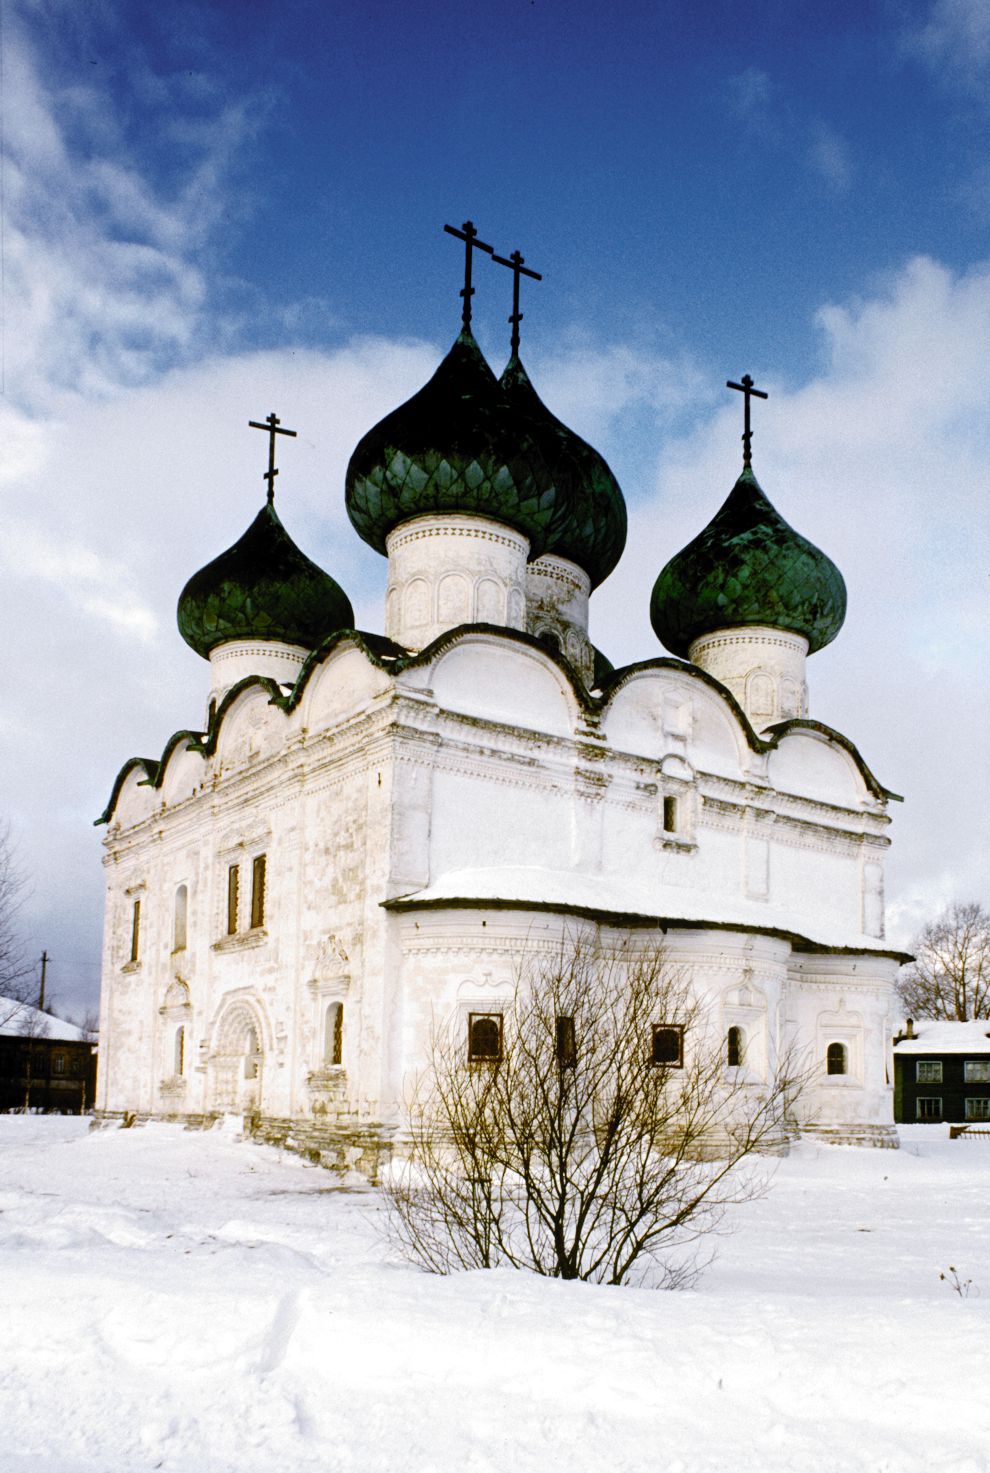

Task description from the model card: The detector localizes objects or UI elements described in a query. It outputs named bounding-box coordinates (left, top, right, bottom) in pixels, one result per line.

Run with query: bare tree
left=384, top=933, right=804, bottom=1288
left=897, top=902, right=990, bottom=1020
left=0, top=823, right=33, bottom=1031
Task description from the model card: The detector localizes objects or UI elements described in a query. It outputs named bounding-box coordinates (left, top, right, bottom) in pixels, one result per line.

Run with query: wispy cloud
left=903, top=0, right=990, bottom=92
left=727, top=67, right=774, bottom=132
left=807, top=121, right=852, bottom=194
left=726, top=67, right=853, bottom=195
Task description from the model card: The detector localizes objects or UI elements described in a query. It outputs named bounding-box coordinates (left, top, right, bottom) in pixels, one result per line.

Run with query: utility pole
left=39, top=951, right=49, bottom=1011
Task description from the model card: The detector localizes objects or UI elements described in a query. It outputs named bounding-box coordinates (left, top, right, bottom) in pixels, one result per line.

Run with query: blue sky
left=1, top=0, right=988, bottom=1018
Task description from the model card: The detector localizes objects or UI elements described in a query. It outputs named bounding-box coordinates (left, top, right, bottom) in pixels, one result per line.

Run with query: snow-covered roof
left=0, top=997, right=90, bottom=1042
left=386, top=865, right=908, bottom=957
left=894, top=1020, right=990, bottom=1054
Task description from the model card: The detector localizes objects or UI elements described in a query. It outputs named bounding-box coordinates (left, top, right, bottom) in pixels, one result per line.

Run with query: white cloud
left=904, top=0, right=990, bottom=90
left=807, top=122, right=852, bottom=194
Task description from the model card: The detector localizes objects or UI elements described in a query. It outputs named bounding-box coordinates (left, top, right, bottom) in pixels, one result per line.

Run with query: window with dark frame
left=250, top=854, right=267, bottom=930
left=964, top=1061, right=990, bottom=1083
left=916, top=1059, right=942, bottom=1083
left=226, top=864, right=239, bottom=935
left=826, top=1042, right=847, bottom=1076
left=555, top=1014, right=576, bottom=1070
left=651, top=1025, right=684, bottom=1067
left=916, top=1096, right=942, bottom=1120
left=662, top=796, right=678, bottom=833
left=727, top=1025, right=744, bottom=1068
left=325, top=1002, right=344, bottom=1066
left=965, top=1097, right=990, bottom=1121
left=468, top=1012, right=503, bottom=1063
left=129, top=898, right=141, bottom=963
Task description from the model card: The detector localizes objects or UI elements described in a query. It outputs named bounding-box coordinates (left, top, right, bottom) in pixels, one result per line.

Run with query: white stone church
left=96, top=246, right=907, bottom=1164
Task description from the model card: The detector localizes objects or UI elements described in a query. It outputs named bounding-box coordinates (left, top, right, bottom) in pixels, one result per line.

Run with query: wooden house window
left=964, top=1061, right=990, bottom=1083
left=916, top=1059, right=942, bottom=1083
left=129, top=899, right=141, bottom=963
left=651, top=1025, right=684, bottom=1067
left=916, top=1096, right=942, bottom=1120
left=468, top=1013, right=503, bottom=1063
left=555, top=1015, right=576, bottom=1070
left=727, top=1025, right=744, bottom=1068
left=226, top=865, right=239, bottom=935
left=965, top=1098, right=990, bottom=1120
left=173, top=885, right=188, bottom=952
left=52, top=1053, right=66, bottom=1075
left=250, top=854, right=267, bottom=930
left=826, top=1042, right=848, bottom=1076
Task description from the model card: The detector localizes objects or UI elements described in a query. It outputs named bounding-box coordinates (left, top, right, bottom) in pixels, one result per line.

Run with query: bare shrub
left=383, top=932, right=804, bottom=1288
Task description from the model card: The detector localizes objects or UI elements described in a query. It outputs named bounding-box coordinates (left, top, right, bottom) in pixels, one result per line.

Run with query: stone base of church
left=799, top=1122, right=900, bottom=1149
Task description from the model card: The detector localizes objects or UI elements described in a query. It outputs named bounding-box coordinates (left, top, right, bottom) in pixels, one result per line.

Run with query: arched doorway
left=208, top=1000, right=266, bottom=1114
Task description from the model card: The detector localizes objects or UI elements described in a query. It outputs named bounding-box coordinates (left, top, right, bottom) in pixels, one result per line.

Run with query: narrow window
left=244, top=1025, right=261, bottom=1079
left=173, top=884, right=188, bottom=952
left=250, top=854, right=267, bottom=930
left=727, top=1025, right=744, bottom=1068
left=916, top=1096, right=942, bottom=1121
left=226, top=864, right=239, bottom=935
left=826, top=1042, right=847, bottom=1076
left=468, top=1013, right=502, bottom=1063
left=662, top=796, right=678, bottom=833
left=555, top=1015, right=576, bottom=1070
left=53, top=1053, right=66, bottom=1076
left=964, top=1061, right=990, bottom=1083
left=651, top=1025, right=684, bottom=1067
left=174, top=1025, right=185, bottom=1077
left=129, top=898, right=141, bottom=963
left=965, top=1097, right=990, bottom=1121
left=324, top=1003, right=343, bottom=1066
left=916, top=1059, right=942, bottom=1083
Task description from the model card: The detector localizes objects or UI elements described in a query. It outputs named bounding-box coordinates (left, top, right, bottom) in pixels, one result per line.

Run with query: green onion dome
left=498, top=355, right=627, bottom=588
left=177, top=500, right=354, bottom=659
left=650, top=466, right=846, bottom=657
left=345, top=330, right=559, bottom=556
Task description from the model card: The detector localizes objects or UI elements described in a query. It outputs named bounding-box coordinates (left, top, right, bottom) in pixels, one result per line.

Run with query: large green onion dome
left=177, top=500, right=354, bottom=659
left=345, top=330, right=559, bottom=556
left=650, top=466, right=846, bottom=658
left=498, top=355, right=627, bottom=588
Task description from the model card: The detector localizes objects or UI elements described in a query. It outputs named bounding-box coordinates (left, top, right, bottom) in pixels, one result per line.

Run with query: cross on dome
left=726, top=374, right=768, bottom=468
left=443, top=220, right=494, bottom=329
left=492, top=247, right=542, bottom=355
left=248, top=412, right=298, bottom=503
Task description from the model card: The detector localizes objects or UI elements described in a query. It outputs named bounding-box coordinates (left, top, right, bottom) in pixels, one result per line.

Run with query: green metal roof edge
left=380, top=893, right=912, bottom=963
left=97, top=630, right=900, bottom=824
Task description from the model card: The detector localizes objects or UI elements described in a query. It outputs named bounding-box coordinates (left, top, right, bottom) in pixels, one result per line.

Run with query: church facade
left=96, top=236, right=906, bottom=1165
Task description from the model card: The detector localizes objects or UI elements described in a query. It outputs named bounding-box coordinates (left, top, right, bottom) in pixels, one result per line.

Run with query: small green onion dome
left=177, top=500, right=354, bottom=659
left=345, top=330, right=558, bottom=555
left=650, top=466, right=846, bottom=657
left=498, top=355, right=627, bottom=589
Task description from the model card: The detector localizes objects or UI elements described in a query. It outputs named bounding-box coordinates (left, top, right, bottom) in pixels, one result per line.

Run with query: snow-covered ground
left=0, top=1118, right=986, bottom=1473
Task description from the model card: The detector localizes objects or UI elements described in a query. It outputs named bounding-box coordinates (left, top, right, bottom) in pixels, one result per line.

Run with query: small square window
left=468, top=1013, right=503, bottom=1063
left=916, top=1060, right=942, bottom=1083
left=964, top=1061, right=990, bottom=1083
left=916, top=1096, right=942, bottom=1121
left=651, top=1025, right=684, bottom=1067
left=965, top=1097, right=990, bottom=1121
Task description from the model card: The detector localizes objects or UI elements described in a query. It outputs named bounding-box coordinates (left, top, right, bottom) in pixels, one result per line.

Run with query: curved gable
left=429, top=634, right=578, bottom=737
left=603, top=663, right=749, bottom=778
left=302, top=642, right=392, bottom=732
left=767, top=728, right=868, bottom=807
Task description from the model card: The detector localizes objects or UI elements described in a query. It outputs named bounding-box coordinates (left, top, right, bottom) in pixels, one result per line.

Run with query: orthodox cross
left=444, top=220, right=494, bottom=329
left=492, top=248, right=542, bottom=355
left=726, top=374, right=768, bottom=468
left=248, top=412, right=297, bottom=503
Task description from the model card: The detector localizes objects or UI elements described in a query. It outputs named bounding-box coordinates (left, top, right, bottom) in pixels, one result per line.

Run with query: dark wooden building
left=893, top=1020, right=990, bottom=1125
left=0, top=1001, right=97, bottom=1114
